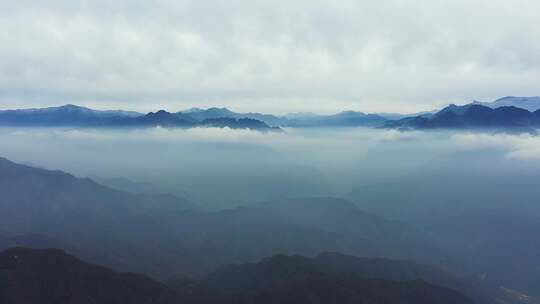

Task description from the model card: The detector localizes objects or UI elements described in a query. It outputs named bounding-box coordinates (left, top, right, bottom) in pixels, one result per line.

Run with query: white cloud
left=1, top=0, right=540, bottom=113
left=451, top=132, right=540, bottom=160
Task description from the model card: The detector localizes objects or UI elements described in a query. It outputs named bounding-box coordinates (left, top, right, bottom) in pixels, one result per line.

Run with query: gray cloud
left=1, top=0, right=539, bottom=113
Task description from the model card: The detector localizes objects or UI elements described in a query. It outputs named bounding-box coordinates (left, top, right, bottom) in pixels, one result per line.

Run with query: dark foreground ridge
left=0, top=247, right=474, bottom=304
left=0, top=247, right=179, bottom=304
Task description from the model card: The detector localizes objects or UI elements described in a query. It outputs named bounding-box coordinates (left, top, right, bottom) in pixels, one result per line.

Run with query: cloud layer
left=1, top=0, right=540, bottom=113
left=452, top=132, right=540, bottom=160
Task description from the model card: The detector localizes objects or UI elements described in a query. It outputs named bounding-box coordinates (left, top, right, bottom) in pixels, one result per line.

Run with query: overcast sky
left=1, top=0, right=539, bottom=114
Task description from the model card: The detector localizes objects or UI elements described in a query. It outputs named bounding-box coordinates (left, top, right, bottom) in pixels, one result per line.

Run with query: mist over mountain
left=0, top=157, right=434, bottom=278
left=348, top=154, right=540, bottom=296
left=1, top=152, right=539, bottom=303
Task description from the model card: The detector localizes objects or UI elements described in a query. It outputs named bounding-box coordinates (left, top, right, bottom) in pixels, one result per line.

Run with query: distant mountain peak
left=476, top=96, right=540, bottom=112
left=62, top=104, right=89, bottom=109
left=154, top=109, right=171, bottom=115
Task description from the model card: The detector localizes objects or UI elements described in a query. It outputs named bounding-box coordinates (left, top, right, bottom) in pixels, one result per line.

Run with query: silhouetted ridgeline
left=0, top=104, right=388, bottom=129
left=0, top=105, right=280, bottom=131
left=384, top=103, right=540, bottom=132
left=0, top=247, right=179, bottom=304
left=2, top=96, right=540, bottom=131
left=0, top=247, right=475, bottom=304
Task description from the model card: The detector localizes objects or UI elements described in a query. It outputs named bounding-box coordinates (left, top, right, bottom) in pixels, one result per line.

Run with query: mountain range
left=0, top=104, right=386, bottom=130
left=1, top=96, right=540, bottom=131
left=0, top=105, right=279, bottom=131
left=178, top=107, right=389, bottom=127
left=181, top=97, right=540, bottom=131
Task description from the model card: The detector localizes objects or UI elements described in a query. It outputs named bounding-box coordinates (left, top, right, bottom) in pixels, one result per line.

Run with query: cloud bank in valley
left=1, top=0, right=540, bottom=113
left=452, top=132, right=540, bottom=160
left=1, top=127, right=540, bottom=208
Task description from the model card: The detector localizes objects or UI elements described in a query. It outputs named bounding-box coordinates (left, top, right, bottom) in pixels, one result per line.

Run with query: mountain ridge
left=0, top=104, right=386, bottom=129
left=2, top=96, right=540, bottom=130
left=0, top=247, right=476, bottom=304
left=0, top=106, right=278, bottom=131
left=384, top=103, right=540, bottom=132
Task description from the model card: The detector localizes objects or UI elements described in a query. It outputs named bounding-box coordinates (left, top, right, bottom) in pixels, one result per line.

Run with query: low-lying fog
left=2, top=127, right=540, bottom=216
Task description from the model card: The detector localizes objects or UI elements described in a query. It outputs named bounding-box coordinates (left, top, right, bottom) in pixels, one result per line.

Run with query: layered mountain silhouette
left=180, top=107, right=388, bottom=127
left=348, top=162, right=540, bottom=298
left=0, top=104, right=386, bottom=129
left=0, top=105, right=279, bottom=131
left=0, top=104, right=139, bottom=126
left=0, top=157, right=445, bottom=278
left=179, top=107, right=284, bottom=126
left=0, top=247, right=476, bottom=304
left=0, top=156, right=202, bottom=275
left=201, top=253, right=478, bottom=301
left=384, top=103, right=540, bottom=132
left=0, top=156, right=536, bottom=303
left=281, top=111, right=387, bottom=127
left=1, top=97, right=540, bottom=130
